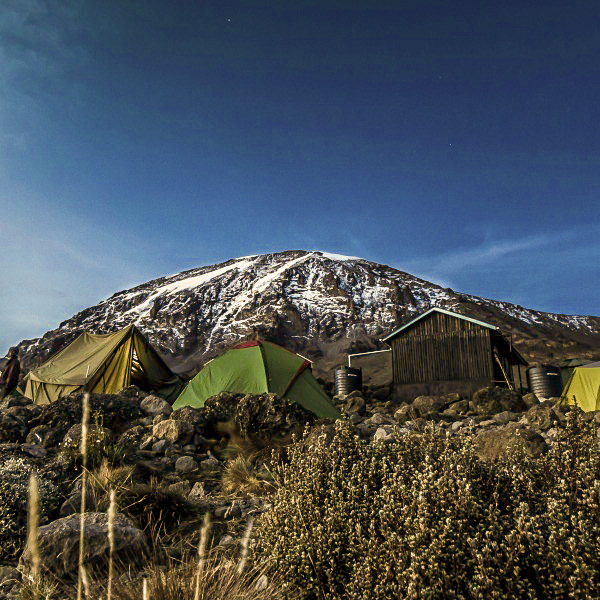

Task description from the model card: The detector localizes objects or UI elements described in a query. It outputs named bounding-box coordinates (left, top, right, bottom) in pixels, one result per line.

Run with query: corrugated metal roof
left=382, top=307, right=499, bottom=343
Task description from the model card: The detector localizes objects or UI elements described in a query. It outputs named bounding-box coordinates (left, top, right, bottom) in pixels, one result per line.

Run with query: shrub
left=0, top=457, right=60, bottom=562
left=255, top=414, right=600, bottom=599
left=60, top=411, right=128, bottom=470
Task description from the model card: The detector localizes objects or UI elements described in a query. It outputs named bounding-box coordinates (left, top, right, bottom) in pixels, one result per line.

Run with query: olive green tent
left=560, top=361, right=600, bottom=412
left=172, top=340, right=340, bottom=419
left=22, top=325, right=182, bottom=405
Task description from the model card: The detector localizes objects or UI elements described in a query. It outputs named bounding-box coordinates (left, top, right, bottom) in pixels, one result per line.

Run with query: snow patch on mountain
left=16, top=250, right=600, bottom=375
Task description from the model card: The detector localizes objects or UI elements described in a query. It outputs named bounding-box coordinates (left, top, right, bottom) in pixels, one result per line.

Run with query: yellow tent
left=22, top=325, right=182, bottom=405
left=560, top=361, right=600, bottom=412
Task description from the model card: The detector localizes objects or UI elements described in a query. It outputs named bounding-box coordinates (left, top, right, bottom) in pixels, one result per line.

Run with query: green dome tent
left=560, top=361, right=600, bottom=412
left=172, top=340, right=340, bottom=419
left=22, top=325, right=182, bottom=405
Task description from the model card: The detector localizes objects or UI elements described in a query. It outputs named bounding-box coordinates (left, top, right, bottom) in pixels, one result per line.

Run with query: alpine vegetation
left=255, top=416, right=600, bottom=599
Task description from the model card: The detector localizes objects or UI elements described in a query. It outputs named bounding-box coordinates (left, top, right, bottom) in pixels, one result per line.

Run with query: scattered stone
left=152, top=419, right=194, bottom=444
left=117, top=425, right=147, bottom=449
left=373, top=427, right=394, bottom=442
left=188, top=481, right=207, bottom=502
left=493, top=411, right=520, bottom=425
left=343, top=393, right=366, bottom=415
left=367, top=412, right=393, bottom=426
left=218, top=534, right=235, bottom=547
left=152, top=439, right=169, bottom=453
left=175, top=455, right=198, bottom=473
left=200, top=456, right=220, bottom=470
left=522, top=393, right=539, bottom=409
left=255, top=574, right=269, bottom=592
left=167, top=480, right=192, bottom=496
left=442, top=399, right=470, bottom=417
left=139, top=435, right=155, bottom=451
left=140, top=395, right=172, bottom=417
left=20, top=512, right=148, bottom=579
left=21, top=443, right=47, bottom=458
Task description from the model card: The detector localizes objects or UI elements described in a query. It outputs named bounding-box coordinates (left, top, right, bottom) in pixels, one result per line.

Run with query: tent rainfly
left=560, top=361, right=600, bottom=412
left=172, top=340, right=340, bottom=419
left=22, top=325, right=182, bottom=404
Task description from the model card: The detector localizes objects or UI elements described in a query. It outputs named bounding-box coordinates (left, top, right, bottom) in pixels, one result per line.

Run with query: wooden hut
left=382, top=308, right=527, bottom=397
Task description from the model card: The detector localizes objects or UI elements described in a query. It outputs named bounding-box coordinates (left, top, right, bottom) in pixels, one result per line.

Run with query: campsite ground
left=0, top=385, right=599, bottom=598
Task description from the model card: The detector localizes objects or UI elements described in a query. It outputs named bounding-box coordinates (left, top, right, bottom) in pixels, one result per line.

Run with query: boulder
left=442, top=399, right=470, bottom=417
left=411, top=395, right=449, bottom=416
left=394, top=404, right=419, bottom=423
left=475, top=427, right=548, bottom=461
left=470, top=387, right=526, bottom=415
left=140, top=395, right=172, bottom=417
left=523, top=401, right=567, bottom=431
left=20, top=512, right=148, bottom=579
left=153, top=419, right=194, bottom=445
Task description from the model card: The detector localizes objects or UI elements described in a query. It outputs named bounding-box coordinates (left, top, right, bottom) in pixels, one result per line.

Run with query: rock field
left=0, top=384, right=598, bottom=597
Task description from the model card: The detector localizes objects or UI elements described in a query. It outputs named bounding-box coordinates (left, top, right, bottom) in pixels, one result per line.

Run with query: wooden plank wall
left=391, top=311, right=494, bottom=384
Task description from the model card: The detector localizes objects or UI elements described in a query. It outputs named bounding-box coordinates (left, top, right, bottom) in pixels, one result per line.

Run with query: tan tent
left=22, top=325, right=182, bottom=404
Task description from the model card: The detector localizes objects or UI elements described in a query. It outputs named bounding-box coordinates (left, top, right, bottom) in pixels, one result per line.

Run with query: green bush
left=0, top=456, right=60, bottom=562
left=255, top=414, right=600, bottom=599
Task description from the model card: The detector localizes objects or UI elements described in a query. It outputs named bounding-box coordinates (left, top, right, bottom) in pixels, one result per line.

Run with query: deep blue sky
left=1, top=0, right=599, bottom=352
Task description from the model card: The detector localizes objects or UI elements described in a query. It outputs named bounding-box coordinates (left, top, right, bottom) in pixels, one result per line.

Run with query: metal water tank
left=335, top=366, right=363, bottom=396
left=526, top=365, right=563, bottom=398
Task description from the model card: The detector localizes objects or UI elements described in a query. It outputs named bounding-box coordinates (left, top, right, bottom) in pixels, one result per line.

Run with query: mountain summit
left=17, top=250, right=600, bottom=377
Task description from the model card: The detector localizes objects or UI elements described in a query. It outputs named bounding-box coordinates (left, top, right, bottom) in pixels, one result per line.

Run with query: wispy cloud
left=395, top=230, right=573, bottom=290
left=0, top=181, right=158, bottom=353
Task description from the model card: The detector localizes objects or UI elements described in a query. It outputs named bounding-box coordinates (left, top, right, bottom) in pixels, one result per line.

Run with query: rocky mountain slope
left=15, top=250, right=600, bottom=379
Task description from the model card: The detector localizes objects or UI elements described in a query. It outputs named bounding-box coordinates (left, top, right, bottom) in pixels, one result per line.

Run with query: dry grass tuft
left=222, top=454, right=275, bottom=496
left=109, top=555, right=281, bottom=600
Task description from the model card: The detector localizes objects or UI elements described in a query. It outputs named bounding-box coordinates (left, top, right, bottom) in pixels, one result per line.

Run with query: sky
left=1, top=0, right=599, bottom=353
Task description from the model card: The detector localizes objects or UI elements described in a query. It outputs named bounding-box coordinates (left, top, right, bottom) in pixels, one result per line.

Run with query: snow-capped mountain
left=17, top=250, right=600, bottom=377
